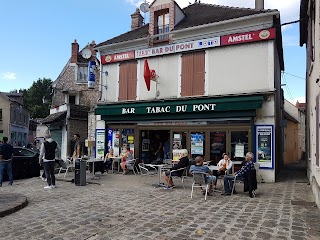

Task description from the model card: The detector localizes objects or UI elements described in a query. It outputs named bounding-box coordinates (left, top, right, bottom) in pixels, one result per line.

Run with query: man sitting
left=189, top=156, right=216, bottom=195
left=222, top=152, right=255, bottom=196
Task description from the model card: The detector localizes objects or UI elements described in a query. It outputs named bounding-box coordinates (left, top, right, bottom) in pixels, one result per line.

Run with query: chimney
left=89, top=40, right=96, bottom=61
left=255, top=0, right=264, bottom=10
left=71, top=39, right=79, bottom=63
left=131, top=8, right=144, bottom=30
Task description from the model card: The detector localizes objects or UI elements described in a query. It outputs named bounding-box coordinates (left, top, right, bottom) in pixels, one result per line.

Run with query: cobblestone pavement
left=0, top=163, right=319, bottom=240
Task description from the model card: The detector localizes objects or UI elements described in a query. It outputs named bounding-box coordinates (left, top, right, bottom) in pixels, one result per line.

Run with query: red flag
left=144, top=59, right=151, bottom=91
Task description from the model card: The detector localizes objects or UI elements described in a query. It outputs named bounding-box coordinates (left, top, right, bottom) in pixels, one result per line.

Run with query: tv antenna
left=139, top=0, right=150, bottom=25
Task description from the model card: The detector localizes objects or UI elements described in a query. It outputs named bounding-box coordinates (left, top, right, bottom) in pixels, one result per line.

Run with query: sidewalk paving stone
left=0, top=164, right=319, bottom=239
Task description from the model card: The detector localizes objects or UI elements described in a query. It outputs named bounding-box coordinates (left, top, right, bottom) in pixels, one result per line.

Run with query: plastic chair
left=57, top=159, right=74, bottom=178
left=138, top=163, right=157, bottom=183
left=190, top=172, right=211, bottom=200
left=217, top=167, right=232, bottom=191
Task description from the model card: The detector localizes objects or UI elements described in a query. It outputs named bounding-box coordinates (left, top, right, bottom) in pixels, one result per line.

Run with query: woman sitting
left=120, top=146, right=133, bottom=174
left=104, top=148, right=114, bottom=172
left=217, top=153, right=233, bottom=175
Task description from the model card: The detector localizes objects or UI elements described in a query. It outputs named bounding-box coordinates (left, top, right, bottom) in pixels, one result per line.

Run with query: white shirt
left=217, top=159, right=233, bottom=171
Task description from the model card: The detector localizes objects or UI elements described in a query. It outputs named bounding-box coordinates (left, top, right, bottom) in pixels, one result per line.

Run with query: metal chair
left=138, top=163, right=157, bottom=183
left=190, top=172, right=211, bottom=200
left=164, top=159, right=172, bottom=167
left=169, top=167, right=188, bottom=189
left=57, top=159, right=74, bottom=178
left=217, top=167, right=232, bottom=191
left=126, top=159, right=137, bottom=175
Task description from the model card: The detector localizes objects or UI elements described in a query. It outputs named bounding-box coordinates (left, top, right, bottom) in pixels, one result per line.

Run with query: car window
left=14, top=148, right=35, bottom=157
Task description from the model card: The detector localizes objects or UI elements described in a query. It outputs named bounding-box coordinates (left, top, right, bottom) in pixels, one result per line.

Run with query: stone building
left=41, top=40, right=100, bottom=159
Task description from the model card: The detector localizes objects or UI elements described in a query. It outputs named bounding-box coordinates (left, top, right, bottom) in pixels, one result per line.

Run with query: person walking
left=0, top=137, right=14, bottom=187
left=39, top=133, right=60, bottom=189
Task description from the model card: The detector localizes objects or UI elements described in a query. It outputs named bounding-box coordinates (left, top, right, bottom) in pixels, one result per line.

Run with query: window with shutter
left=181, top=51, right=205, bottom=97
left=118, top=61, right=137, bottom=101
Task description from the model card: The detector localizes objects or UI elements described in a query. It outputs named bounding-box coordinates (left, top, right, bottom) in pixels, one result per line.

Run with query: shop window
left=154, top=9, right=169, bottom=42
left=231, top=131, right=249, bottom=162
left=181, top=51, right=205, bottom=97
left=122, top=129, right=135, bottom=156
left=210, top=132, right=226, bottom=165
left=190, top=132, right=205, bottom=160
left=118, top=61, right=137, bottom=101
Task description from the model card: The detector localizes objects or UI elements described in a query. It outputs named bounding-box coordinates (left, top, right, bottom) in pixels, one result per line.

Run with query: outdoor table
left=109, top=157, right=121, bottom=173
left=208, top=165, right=221, bottom=171
left=145, top=164, right=169, bottom=187
left=86, top=158, right=105, bottom=180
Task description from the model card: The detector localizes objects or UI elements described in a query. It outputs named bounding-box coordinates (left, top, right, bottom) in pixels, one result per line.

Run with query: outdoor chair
left=57, top=159, right=74, bottom=178
left=138, top=163, right=157, bottom=183
left=126, top=159, right=137, bottom=175
left=217, top=167, right=232, bottom=191
left=111, top=158, right=121, bottom=173
left=191, top=172, right=212, bottom=200
left=169, top=167, right=188, bottom=189
left=164, top=159, right=173, bottom=167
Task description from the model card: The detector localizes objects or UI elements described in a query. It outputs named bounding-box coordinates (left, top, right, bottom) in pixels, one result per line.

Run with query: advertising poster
left=95, top=129, right=105, bottom=159
left=112, top=130, right=120, bottom=156
left=107, top=129, right=113, bottom=153
left=255, top=125, right=273, bottom=169
left=191, top=133, right=204, bottom=155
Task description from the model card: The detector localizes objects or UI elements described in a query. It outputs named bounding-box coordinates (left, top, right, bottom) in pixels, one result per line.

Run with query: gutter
left=171, top=11, right=279, bottom=35
left=95, top=37, right=148, bottom=52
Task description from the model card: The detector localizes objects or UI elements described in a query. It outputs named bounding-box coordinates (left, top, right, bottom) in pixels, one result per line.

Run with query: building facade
left=0, top=92, right=30, bottom=146
left=42, top=40, right=100, bottom=159
left=95, top=0, right=284, bottom=182
left=300, top=0, right=320, bottom=208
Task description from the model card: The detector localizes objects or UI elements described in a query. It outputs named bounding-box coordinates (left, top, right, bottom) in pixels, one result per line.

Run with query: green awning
left=95, top=95, right=263, bottom=122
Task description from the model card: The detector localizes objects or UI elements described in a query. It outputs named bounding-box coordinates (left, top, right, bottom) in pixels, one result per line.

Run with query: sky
left=0, top=0, right=305, bottom=104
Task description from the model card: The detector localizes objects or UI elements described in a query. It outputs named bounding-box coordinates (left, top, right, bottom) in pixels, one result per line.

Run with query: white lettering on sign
left=146, top=106, right=171, bottom=114
left=122, top=108, right=135, bottom=114
left=228, top=34, right=253, bottom=43
left=176, top=105, right=187, bottom=112
left=192, top=104, right=216, bottom=112
left=114, top=53, right=129, bottom=60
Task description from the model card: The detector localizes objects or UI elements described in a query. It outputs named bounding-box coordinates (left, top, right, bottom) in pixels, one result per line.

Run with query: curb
left=0, top=194, right=28, bottom=218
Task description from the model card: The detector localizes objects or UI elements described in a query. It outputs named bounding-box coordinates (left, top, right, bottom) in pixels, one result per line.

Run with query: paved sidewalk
left=0, top=162, right=319, bottom=240
left=0, top=193, right=28, bottom=217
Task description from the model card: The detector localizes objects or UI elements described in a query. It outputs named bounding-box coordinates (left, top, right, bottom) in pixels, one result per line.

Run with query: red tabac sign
left=101, top=51, right=135, bottom=64
left=221, top=28, right=276, bottom=46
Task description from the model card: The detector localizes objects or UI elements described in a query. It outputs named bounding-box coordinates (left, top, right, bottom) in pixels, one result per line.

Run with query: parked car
left=2, top=147, right=40, bottom=181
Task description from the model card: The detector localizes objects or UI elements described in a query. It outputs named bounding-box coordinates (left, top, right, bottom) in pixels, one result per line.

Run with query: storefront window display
left=210, top=131, right=226, bottom=164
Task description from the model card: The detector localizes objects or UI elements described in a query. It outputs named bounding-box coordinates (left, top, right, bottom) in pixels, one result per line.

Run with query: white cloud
left=126, top=0, right=143, bottom=7
left=1, top=72, right=16, bottom=80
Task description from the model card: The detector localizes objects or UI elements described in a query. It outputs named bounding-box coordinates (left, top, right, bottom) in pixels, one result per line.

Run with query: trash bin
left=75, top=158, right=86, bottom=186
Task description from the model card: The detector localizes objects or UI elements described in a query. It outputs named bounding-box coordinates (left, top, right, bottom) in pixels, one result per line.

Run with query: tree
left=24, top=78, right=52, bottom=118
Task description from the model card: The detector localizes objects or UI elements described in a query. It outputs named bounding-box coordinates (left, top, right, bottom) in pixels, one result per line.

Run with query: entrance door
left=230, top=130, right=250, bottom=162
left=210, top=131, right=227, bottom=164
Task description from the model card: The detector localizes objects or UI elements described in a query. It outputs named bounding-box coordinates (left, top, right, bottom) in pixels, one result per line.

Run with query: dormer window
left=155, top=9, right=169, bottom=42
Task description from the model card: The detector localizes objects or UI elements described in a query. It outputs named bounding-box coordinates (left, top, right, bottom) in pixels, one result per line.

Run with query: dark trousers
left=43, top=161, right=55, bottom=186
left=224, top=175, right=240, bottom=193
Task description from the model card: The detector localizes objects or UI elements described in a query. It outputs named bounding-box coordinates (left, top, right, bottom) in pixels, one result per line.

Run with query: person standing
left=0, top=137, right=14, bottom=187
left=72, top=134, right=82, bottom=159
left=39, top=133, right=60, bottom=189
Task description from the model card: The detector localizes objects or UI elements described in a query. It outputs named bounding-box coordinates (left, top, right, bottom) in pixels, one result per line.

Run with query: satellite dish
left=140, top=2, right=150, bottom=13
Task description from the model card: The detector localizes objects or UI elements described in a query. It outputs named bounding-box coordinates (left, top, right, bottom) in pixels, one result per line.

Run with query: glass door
left=210, top=131, right=226, bottom=165
left=172, top=131, right=187, bottom=160
left=230, top=130, right=249, bottom=162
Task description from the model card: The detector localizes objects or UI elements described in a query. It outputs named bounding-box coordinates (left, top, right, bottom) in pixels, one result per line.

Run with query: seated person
left=190, top=156, right=216, bottom=195
left=104, top=148, right=114, bottom=172
left=222, top=152, right=255, bottom=196
left=162, top=149, right=189, bottom=189
left=217, top=153, right=233, bottom=176
left=120, top=146, right=133, bottom=175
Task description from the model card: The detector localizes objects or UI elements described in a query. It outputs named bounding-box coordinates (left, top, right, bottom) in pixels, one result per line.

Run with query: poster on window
left=255, top=125, right=273, bottom=169
left=191, top=133, right=204, bottom=155
left=95, top=129, right=105, bottom=159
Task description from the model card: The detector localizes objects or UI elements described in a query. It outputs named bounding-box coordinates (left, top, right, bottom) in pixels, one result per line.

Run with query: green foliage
left=23, top=78, right=52, bottom=118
